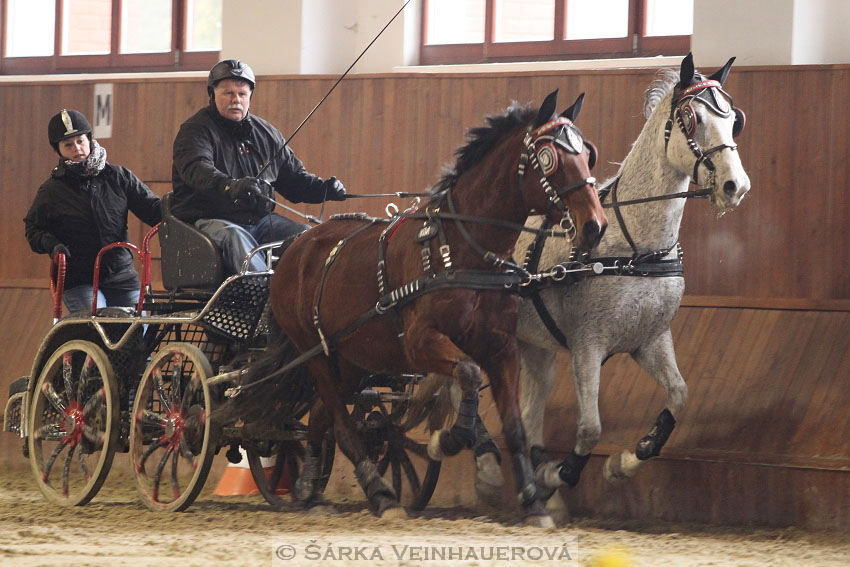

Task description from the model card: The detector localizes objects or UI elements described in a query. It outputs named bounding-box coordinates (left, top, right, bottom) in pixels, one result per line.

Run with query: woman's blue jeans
left=63, top=285, right=140, bottom=314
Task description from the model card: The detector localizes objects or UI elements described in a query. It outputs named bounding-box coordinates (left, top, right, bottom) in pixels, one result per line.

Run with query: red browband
left=531, top=116, right=573, bottom=138
left=676, top=79, right=723, bottom=101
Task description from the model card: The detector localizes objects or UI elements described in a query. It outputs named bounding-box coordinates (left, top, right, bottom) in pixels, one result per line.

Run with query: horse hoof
left=603, top=450, right=640, bottom=484
left=545, top=492, right=570, bottom=525
left=474, top=481, right=503, bottom=508
left=380, top=506, right=409, bottom=521
left=427, top=429, right=445, bottom=460
left=523, top=514, right=555, bottom=529
left=474, top=452, right=504, bottom=506
left=307, top=503, right=337, bottom=516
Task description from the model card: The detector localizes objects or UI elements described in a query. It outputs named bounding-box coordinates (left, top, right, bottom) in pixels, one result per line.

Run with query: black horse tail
left=402, top=373, right=458, bottom=433
left=212, top=317, right=315, bottom=426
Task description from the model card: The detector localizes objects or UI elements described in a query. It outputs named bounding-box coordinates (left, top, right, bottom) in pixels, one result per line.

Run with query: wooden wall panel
left=2, top=66, right=848, bottom=302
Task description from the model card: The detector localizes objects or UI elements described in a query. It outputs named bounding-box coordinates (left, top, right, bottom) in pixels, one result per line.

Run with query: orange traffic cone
left=213, top=447, right=291, bottom=496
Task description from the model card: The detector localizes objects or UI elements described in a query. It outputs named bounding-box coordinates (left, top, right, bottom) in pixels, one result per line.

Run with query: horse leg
left=471, top=416, right=504, bottom=507
left=472, top=342, right=558, bottom=510
left=604, top=330, right=687, bottom=483
left=293, top=399, right=334, bottom=509
left=403, top=329, right=484, bottom=460
left=306, top=359, right=404, bottom=518
left=481, top=352, right=553, bottom=527
left=516, top=342, right=573, bottom=521
left=535, top=349, right=602, bottom=492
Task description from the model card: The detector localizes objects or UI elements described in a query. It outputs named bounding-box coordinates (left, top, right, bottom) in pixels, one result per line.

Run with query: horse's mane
left=643, top=67, right=708, bottom=119
left=429, top=103, right=537, bottom=202
left=643, top=69, right=679, bottom=119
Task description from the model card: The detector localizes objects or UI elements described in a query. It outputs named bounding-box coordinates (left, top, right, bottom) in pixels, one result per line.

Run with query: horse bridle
left=519, top=117, right=597, bottom=241
left=664, top=79, right=746, bottom=187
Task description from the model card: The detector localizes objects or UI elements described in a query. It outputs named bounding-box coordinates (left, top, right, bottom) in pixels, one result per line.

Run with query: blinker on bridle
left=664, top=79, right=746, bottom=185
left=519, top=116, right=597, bottom=239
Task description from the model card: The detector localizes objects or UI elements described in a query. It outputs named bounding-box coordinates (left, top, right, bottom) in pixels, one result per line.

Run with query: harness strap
left=314, top=219, right=381, bottom=354
left=530, top=292, right=569, bottom=348
left=588, top=253, right=684, bottom=277
left=610, top=178, right=640, bottom=257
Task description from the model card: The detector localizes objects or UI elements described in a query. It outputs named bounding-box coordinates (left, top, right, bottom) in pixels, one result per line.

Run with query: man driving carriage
left=171, top=59, right=348, bottom=274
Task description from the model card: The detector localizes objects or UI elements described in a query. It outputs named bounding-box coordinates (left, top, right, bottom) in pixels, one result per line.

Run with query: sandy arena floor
left=1, top=468, right=848, bottom=567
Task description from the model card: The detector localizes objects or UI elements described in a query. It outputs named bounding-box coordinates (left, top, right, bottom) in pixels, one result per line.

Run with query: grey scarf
left=65, top=139, right=107, bottom=177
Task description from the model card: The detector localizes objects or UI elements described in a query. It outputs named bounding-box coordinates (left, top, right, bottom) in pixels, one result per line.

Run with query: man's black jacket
left=171, top=104, right=330, bottom=225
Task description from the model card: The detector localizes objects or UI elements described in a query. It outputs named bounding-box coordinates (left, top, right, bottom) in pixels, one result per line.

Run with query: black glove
left=229, top=177, right=263, bottom=202
left=323, top=176, right=347, bottom=201
left=51, top=243, right=70, bottom=261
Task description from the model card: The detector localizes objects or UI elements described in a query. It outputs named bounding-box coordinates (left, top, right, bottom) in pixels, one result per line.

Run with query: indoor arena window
left=421, top=0, right=692, bottom=65
left=0, top=0, right=222, bottom=74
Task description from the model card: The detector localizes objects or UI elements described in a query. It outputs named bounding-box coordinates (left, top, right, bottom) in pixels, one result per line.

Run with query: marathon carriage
left=3, top=192, right=441, bottom=512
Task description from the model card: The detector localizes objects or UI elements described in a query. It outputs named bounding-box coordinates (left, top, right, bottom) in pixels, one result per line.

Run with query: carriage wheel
left=356, top=381, right=441, bottom=512
left=245, top=431, right=335, bottom=508
left=372, top=415, right=441, bottom=511
left=28, top=340, right=119, bottom=506
left=130, top=343, right=216, bottom=512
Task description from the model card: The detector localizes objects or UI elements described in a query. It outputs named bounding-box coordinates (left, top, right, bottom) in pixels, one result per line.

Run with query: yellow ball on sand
left=590, top=547, right=633, bottom=567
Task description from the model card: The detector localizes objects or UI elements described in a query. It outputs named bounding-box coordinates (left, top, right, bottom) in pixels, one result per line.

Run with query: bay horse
left=257, top=90, right=606, bottom=525
left=471, top=54, right=751, bottom=520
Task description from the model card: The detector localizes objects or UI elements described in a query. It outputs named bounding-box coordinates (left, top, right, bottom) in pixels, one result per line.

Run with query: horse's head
left=520, top=90, right=607, bottom=251
left=663, top=53, right=751, bottom=211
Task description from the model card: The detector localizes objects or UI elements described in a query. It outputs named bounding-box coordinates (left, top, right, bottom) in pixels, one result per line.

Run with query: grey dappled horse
left=473, top=54, right=751, bottom=521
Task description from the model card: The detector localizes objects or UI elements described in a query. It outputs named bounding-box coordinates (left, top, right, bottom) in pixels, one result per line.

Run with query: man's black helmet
left=48, top=109, right=92, bottom=149
left=207, top=59, right=256, bottom=95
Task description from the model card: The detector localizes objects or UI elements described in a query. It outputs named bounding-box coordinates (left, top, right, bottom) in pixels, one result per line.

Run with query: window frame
left=0, top=0, right=219, bottom=75
left=420, top=0, right=690, bottom=65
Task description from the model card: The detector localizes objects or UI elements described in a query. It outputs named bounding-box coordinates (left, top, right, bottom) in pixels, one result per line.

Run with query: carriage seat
left=159, top=192, right=225, bottom=291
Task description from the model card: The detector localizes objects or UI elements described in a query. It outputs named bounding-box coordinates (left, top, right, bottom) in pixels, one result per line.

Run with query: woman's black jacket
left=24, top=161, right=161, bottom=291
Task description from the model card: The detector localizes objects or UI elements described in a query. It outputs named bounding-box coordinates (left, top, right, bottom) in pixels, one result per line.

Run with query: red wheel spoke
left=61, top=353, right=76, bottom=404
left=62, top=444, right=76, bottom=497
left=43, top=440, right=69, bottom=481
left=178, top=438, right=196, bottom=464
left=41, top=382, right=66, bottom=414
left=171, top=449, right=181, bottom=499
left=151, top=447, right=174, bottom=502
left=35, top=423, right=66, bottom=441
left=180, top=373, right=200, bottom=411
left=82, top=387, right=105, bottom=417
left=169, top=357, right=183, bottom=403
left=81, top=425, right=105, bottom=449
left=139, top=439, right=166, bottom=473
left=138, top=409, right=166, bottom=426
left=76, top=355, right=96, bottom=402
left=77, top=447, right=91, bottom=480
left=152, top=369, right=172, bottom=414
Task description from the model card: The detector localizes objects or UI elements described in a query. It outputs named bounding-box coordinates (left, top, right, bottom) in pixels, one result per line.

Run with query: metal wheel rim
left=28, top=340, right=118, bottom=506
left=130, top=343, right=215, bottom=512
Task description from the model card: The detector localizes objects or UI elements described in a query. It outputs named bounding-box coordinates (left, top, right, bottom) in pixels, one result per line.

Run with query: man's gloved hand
left=51, top=243, right=70, bottom=261
left=229, top=177, right=263, bottom=202
left=323, top=176, right=347, bottom=201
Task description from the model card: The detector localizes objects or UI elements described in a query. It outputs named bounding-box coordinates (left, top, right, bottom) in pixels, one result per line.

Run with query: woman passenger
left=24, top=109, right=161, bottom=314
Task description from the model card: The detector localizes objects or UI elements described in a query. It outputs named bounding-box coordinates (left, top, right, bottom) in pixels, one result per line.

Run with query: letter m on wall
left=93, top=83, right=113, bottom=139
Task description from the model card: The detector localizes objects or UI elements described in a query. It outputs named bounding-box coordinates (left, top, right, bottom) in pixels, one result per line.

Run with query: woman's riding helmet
left=47, top=109, right=92, bottom=153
